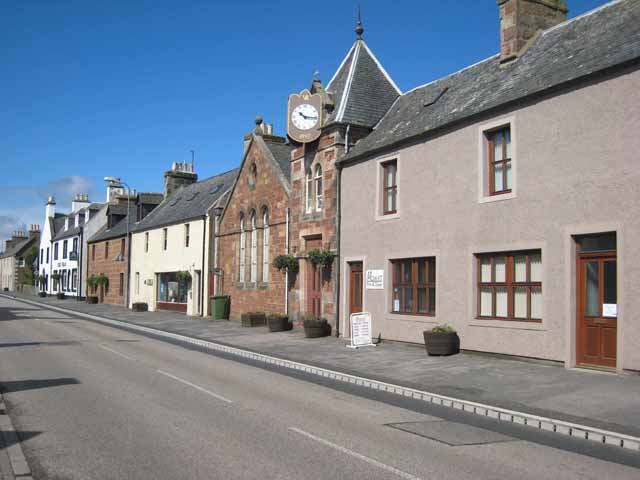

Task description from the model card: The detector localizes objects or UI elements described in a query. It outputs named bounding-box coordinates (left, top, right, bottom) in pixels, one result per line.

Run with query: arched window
left=248, top=163, right=257, bottom=188
left=314, top=164, right=323, bottom=212
left=239, top=214, right=246, bottom=283
left=305, top=169, right=313, bottom=213
left=262, top=208, right=269, bottom=283
left=250, top=211, right=257, bottom=282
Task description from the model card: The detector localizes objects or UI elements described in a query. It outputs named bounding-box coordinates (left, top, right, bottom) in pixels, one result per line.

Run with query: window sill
left=469, top=317, right=546, bottom=331
left=385, top=313, right=438, bottom=324
left=479, top=191, right=516, bottom=204
left=375, top=212, right=401, bottom=222
left=391, top=311, right=435, bottom=317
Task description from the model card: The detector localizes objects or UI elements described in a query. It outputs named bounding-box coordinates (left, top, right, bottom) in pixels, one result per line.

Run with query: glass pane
left=505, top=129, right=511, bottom=158
left=394, top=262, right=401, bottom=284
left=428, top=287, right=436, bottom=314
left=494, top=163, right=504, bottom=191
left=496, top=288, right=508, bottom=317
left=428, top=260, right=436, bottom=283
left=480, top=258, right=491, bottom=283
left=495, top=257, right=506, bottom=283
left=403, top=288, right=414, bottom=312
left=505, top=161, right=512, bottom=190
left=417, top=288, right=427, bottom=313
left=417, top=261, right=426, bottom=284
left=603, top=261, right=617, bottom=304
left=578, top=234, right=616, bottom=253
left=386, top=191, right=393, bottom=211
left=402, top=261, right=412, bottom=283
left=480, top=288, right=492, bottom=316
left=514, top=256, right=527, bottom=282
left=531, top=287, right=542, bottom=319
left=514, top=287, right=527, bottom=318
left=493, top=132, right=503, bottom=161
left=393, top=288, right=401, bottom=312
left=530, top=254, right=542, bottom=282
left=386, top=165, right=395, bottom=187
left=585, top=262, right=599, bottom=316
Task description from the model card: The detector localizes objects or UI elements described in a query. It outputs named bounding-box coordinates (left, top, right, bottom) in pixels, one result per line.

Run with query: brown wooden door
left=349, top=262, right=363, bottom=316
left=306, top=238, right=322, bottom=317
left=577, top=253, right=617, bottom=368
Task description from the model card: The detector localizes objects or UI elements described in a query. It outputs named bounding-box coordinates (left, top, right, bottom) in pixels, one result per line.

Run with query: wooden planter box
left=304, top=322, right=331, bottom=338
left=86, top=296, right=99, bottom=304
left=423, top=331, right=460, bottom=356
left=241, top=312, right=266, bottom=327
left=267, top=315, right=292, bottom=332
left=56, top=292, right=66, bottom=300
left=132, top=302, right=148, bottom=312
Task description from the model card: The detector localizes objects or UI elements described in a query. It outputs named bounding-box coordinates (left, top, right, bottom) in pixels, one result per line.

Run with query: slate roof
left=339, top=0, right=640, bottom=165
left=52, top=215, right=85, bottom=241
left=133, top=168, right=238, bottom=232
left=262, top=136, right=294, bottom=182
left=326, top=38, right=401, bottom=128
left=0, top=236, right=37, bottom=259
left=89, top=205, right=137, bottom=243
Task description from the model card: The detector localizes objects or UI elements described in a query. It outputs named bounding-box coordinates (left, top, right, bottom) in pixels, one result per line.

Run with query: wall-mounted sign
left=603, top=303, right=617, bottom=317
left=347, top=312, right=376, bottom=349
left=365, top=270, right=384, bottom=289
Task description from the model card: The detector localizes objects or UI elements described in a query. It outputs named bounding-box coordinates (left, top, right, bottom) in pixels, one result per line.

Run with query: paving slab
left=6, top=292, right=640, bottom=438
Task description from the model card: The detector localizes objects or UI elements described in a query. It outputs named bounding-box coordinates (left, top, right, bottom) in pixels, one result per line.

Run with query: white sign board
left=365, top=270, right=384, bottom=289
left=603, top=303, right=617, bottom=318
left=348, top=312, right=376, bottom=349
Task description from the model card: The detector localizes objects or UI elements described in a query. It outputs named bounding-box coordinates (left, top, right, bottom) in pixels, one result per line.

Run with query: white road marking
left=289, top=427, right=423, bottom=480
left=156, top=370, right=233, bottom=404
left=100, top=345, right=135, bottom=361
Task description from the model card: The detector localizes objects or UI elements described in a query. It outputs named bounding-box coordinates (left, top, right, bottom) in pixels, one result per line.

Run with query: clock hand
left=298, top=112, right=318, bottom=120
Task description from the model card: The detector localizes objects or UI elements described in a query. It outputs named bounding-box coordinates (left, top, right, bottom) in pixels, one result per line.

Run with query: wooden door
left=349, top=262, right=363, bottom=316
left=306, top=237, right=322, bottom=317
left=577, top=253, right=617, bottom=368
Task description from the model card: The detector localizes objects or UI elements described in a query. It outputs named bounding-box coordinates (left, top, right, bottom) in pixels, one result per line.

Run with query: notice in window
left=365, top=270, right=384, bottom=289
left=603, top=304, right=617, bottom=318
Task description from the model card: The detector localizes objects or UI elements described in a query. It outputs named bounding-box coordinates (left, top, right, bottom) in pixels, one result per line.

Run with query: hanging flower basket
left=177, top=271, right=192, bottom=283
left=307, top=249, right=334, bottom=269
left=273, top=255, right=299, bottom=275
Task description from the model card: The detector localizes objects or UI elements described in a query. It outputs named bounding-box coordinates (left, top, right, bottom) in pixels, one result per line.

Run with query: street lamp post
left=104, top=177, right=132, bottom=309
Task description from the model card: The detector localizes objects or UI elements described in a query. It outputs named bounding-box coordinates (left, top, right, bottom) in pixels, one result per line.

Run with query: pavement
left=1, top=296, right=639, bottom=479
left=5, top=292, right=640, bottom=440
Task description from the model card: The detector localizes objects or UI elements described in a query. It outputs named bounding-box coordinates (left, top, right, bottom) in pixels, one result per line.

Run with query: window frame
left=305, top=169, right=313, bottom=214
left=250, top=211, right=257, bottom=283
left=145, top=232, right=149, bottom=253
left=476, top=251, right=542, bottom=323
left=314, top=164, right=323, bottom=212
left=162, top=228, right=168, bottom=251
left=239, top=215, right=246, bottom=283
left=262, top=208, right=269, bottom=283
left=184, top=223, right=190, bottom=248
left=391, top=257, right=436, bottom=316
left=487, top=127, right=512, bottom=196
left=63, top=240, right=68, bottom=259
left=382, top=160, right=398, bottom=215
left=105, top=241, right=109, bottom=259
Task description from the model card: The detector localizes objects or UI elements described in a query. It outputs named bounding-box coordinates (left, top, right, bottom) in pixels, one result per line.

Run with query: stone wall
left=87, top=237, right=127, bottom=306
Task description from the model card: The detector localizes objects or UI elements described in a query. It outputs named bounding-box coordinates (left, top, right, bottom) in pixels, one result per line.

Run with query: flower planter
left=267, top=315, right=292, bottom=332
left=241, top=312, right=266, bottom=327
left=38, top=291, right=47, bottom=298
left=423, top=331, right=460, bottom=356
left=132, top=302, right=148, bottom=312
left=304, top=320, right=331, bottom=338
left=86, top=296, right=99, bottom=304
left=56, top=292, right=66, bottom=300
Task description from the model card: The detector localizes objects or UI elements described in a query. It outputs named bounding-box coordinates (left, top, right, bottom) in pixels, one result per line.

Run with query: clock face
left=291, top=104, right=319, bottom=131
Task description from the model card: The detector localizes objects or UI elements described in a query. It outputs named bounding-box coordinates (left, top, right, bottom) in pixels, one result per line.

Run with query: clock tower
left=286, top=17, right=401, bottom=334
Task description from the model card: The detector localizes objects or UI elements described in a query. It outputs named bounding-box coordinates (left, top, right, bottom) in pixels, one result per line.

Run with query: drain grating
left=387, top=420, right=517, bottom=446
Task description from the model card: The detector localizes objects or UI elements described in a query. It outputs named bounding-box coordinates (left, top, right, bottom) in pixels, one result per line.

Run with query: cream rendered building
left=129, top=163, right=237, bottom=316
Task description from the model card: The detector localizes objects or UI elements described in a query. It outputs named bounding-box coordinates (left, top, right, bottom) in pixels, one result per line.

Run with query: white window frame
left=239, top=216, right=246, bottom=283
left=305, top=169, right=313, bottom=213
left=262, top=209, right=269, bottom=283
left=314, top=164, right=323, bottom=212
left=250, top=211, right=257, bottom=283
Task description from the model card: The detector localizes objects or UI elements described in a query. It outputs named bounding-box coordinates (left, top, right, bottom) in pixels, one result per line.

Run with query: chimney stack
left=163, top=161, right=198, bottom=198
left=45, top=196, right=56, bottom=218
left=71, top=193, right=90, bottom=213
left=498, top=0, right=568, bottom=63
left=28, top=224, right=40, bottom=239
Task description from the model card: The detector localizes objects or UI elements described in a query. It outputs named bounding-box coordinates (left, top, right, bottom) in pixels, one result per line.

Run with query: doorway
left=348, top=262, right=363, bottom=317
left=305, top=237, right=322, bottom=317
left=576, top=233, right=617, bottom=369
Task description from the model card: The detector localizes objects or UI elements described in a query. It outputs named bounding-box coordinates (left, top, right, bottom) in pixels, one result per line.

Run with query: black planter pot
left=38, top=291, right=47, bottom=298
left=304, top=322, right=331, bottom=338
left=423, top=331, right=460, bottom=356
left=56, top=292, right=66, bottom=300
left=132, top=302, right=148, bottom=312
left=267, top=315, right=292, bottom=332
left=86, top=296, right=99, bottom=304
left=241, top=312, right=266, bottom=327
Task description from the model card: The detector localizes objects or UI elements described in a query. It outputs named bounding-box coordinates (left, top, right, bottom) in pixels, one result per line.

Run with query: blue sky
left=0, top=0, right=608, bottom=244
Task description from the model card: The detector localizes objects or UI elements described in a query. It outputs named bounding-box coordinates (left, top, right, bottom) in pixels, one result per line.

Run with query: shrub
left=431, top=324, right=456, bottom=334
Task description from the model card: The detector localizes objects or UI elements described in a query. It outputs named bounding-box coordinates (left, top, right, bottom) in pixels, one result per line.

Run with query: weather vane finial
left=355, top=5, right=364, bottom=39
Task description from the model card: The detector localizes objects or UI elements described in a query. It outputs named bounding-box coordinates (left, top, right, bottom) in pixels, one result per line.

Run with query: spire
left=355, top=6, right=364, bottom=38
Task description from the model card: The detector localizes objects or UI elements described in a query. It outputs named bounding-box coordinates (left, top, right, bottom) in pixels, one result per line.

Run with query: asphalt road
left=0, top=296, right=638, bottom=480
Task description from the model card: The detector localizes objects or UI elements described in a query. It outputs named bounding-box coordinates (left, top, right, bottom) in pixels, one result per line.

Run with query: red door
left=306, top=238, right=322, bottom=317
left=577, top=252, right=617, bottom=368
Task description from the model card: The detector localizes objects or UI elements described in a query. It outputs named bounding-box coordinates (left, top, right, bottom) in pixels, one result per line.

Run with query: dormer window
left=64, top=218, right=69, bottom=231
